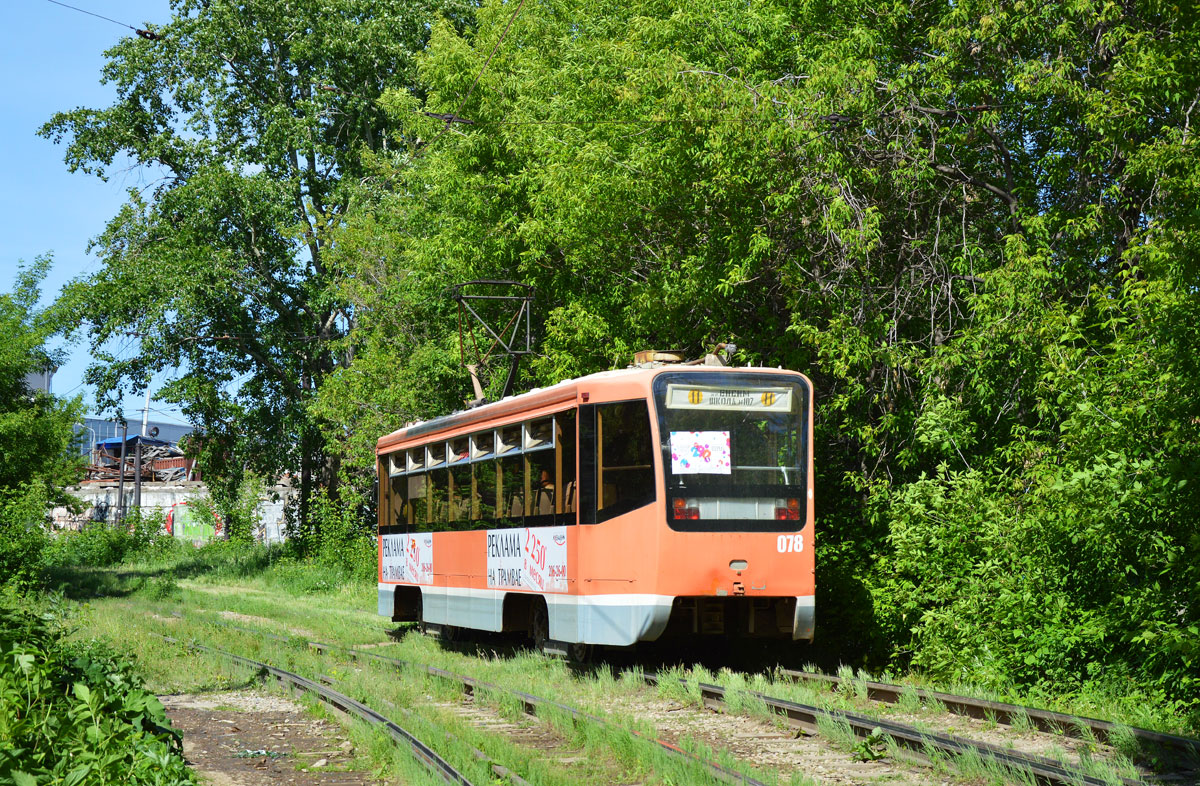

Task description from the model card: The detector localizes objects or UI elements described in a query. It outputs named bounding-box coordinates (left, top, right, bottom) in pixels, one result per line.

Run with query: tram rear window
left=653, top=372, right=809, bottom=532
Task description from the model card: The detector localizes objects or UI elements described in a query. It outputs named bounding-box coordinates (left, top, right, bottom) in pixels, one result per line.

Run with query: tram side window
left=558, top=410, right=577, bottom=520
left=390, top=475, right=410, bottom=531
left=474, top=460, right=498, bottom=521
left=408, top=474, right=428, bottom=527
left=582, top=400, right=655, bottom=523
left=527, top=449, right=557, bottom=527
left=425, top=469, right=450, bottom=531
left=498, top=453, right=525, bottom=528
left=385, top=409, right=576, bottom=533
left=377, top=463, right=388, bottom=534
left=449, top=463, right=473, bottom=527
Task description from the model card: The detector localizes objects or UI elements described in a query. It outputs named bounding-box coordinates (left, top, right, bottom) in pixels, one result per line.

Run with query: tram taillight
left=672, top=497, right=700, bottom=520
left=774, top=498, right=801, bottom=520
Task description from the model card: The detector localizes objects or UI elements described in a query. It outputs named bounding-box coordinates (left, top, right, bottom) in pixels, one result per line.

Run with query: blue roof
left=97, top=435, right=173, bottom=450
left=77, top=418, right=194, bottom=456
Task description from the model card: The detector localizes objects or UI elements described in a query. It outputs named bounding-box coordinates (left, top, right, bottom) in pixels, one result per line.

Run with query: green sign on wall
left=167, top=502, right=222, bottom=544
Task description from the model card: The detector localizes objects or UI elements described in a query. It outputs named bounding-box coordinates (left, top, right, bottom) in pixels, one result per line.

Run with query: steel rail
left=202, top=621, right=1157, bottom=786
left=206, top=622, right=772, bottom=786
left=643, top=673, right=1148, bottom=786
left=162, top=637, right=480, bottom=786
left=779, top=669, right=1200, bottom=768
left=316, top=673, right=534, bottom=786
left=350, top=649, right=773, bottom=786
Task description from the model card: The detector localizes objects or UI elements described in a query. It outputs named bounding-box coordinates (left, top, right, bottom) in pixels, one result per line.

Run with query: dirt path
left=162, top=690, right=386, bottom=785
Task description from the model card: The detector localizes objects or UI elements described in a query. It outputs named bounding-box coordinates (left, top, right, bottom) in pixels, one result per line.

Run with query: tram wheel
left=566, top=640, right=593, bottom=663
left=528, top=602, right=549, bottom=652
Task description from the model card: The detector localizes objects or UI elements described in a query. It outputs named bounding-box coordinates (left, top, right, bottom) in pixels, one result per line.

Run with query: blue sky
left=3, top=0, right=181, bottom=425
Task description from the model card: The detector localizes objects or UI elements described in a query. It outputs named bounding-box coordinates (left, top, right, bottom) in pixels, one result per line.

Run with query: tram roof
left=375, top=364, right=806, bottom=454
left=376, top=366, right=650, bottom=453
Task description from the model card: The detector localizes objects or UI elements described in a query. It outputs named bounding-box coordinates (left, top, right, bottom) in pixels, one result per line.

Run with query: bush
left=127, top=508, right=176, bottom=555
left=873, top=463, right=1200, bottom=719
left=210, top=475, right=265, bottom=544
left=42, top=509, right=181, bottom=570
left=0, top=484, right=50, bottom=590
left=0, top=601, right=194, bottom=785
left=310, top=487, right=376, bottom=582
left=42, top=522, right=138, bottom=569
left=138, top=574, right=182, bottom=602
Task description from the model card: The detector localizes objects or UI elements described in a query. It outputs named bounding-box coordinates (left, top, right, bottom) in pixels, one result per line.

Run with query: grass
left=33, top=542, right=1200, bottom=786
left=46, top=553, right=782, bottom=785
left=788, top=658, right=1199, bottom=741
left=896, top=684, right=922, bottom=715
left=932, top=744, right=1038, bottom=786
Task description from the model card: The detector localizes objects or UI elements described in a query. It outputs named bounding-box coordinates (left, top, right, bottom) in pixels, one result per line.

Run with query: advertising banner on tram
left=486, top=526, right=567, bottom=592
left=381, top=533, right=433, bottom=584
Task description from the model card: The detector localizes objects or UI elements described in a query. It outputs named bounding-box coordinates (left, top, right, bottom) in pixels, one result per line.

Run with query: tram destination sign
left=664, top=384, right=792, bottom=412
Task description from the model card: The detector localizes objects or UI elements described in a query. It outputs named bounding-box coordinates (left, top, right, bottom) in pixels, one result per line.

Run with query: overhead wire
left=146, top=407, right=193, bottom=427
left=484, top=116, right=778, bottom=126
left=40, top=0, right=163, bottom=40
left=56, top=327, right=141, bottom=399
left=120, top=331, right=327, bottom=342
left=419, top=0, right=527, bottom=154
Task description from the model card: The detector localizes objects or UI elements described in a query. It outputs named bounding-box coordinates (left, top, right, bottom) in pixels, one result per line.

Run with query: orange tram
left=376, top=363, right=814, bottom=655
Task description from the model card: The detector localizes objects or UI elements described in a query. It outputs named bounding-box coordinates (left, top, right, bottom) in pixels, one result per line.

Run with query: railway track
left=202, top=618, right=1170, bottom=786
left=779, top=668, right=1200, bottom=770
left=645, top=672, right=1146, bottom=786
left=162, top=637, right=487, bottom=785
left=169, top=628, right=774, bottom=786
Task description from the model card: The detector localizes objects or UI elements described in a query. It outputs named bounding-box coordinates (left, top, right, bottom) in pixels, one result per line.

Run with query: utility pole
left=117, top=418, right=128, bottom=523
left=133, top=389, right=152, bottom=515
left=133, top=436, right=143, bottom=515
left=83, top=426, right=97, bottom=465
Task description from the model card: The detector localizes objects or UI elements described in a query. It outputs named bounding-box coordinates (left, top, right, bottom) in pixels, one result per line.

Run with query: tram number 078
left=777, top=533, right=804, bottom=553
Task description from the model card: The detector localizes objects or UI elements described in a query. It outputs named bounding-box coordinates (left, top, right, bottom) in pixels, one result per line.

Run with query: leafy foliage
left=308, top=484, right=378, bottom=580
left=41, top=0, right=474, bottom=534
left=0, top=602, right=193, bottom=785
left=322, top=0, right=1200, bottom=713
left=875, top=263, right=1200, bottom=709
left=205, top=475, right=266, bottom=545
left=42, top=510, right=175, bottom=571
left=0, top=260, right=85, bottom=589
left=40, top=0, right=1200, bottom=717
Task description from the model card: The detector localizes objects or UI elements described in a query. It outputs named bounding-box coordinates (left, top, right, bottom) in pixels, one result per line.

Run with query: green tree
left=0, top=259, right=84, bottom=587
left=326, top=0, right=1200, bottom=711
left=41, top=0, right=472, bottom=542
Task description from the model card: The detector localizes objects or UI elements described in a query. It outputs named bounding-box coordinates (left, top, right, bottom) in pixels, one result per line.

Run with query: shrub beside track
left=0, top=604, right=193, bottom=786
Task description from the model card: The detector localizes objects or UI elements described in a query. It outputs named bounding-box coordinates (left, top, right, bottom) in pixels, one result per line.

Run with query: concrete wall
left=53, top=482, right=295, bottom=544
